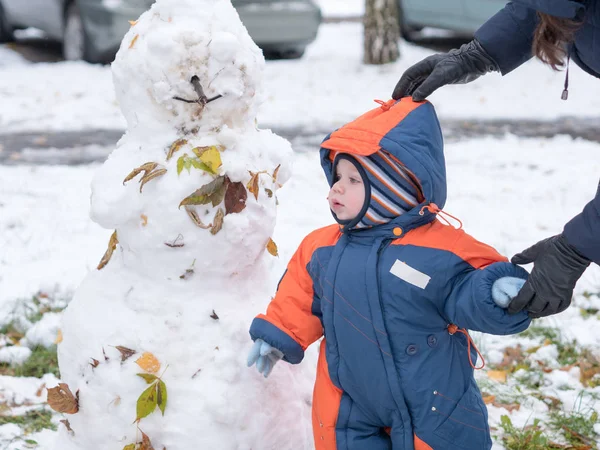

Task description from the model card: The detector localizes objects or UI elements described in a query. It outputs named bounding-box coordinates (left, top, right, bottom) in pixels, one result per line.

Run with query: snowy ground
left=1, top=12, right=600, bottom=450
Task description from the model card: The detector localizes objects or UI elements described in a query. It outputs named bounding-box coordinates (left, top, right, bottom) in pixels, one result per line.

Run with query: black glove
left=392, top=39, right=499, bottom=101
left=508, top=234, right=591, bottom=318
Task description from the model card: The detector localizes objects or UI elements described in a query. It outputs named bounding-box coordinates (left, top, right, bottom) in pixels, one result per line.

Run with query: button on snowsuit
left=250, top=99, right=531, bottom=449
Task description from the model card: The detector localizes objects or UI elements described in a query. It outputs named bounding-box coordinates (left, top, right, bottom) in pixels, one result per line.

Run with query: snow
left=0, top=0, right=599, bottom=448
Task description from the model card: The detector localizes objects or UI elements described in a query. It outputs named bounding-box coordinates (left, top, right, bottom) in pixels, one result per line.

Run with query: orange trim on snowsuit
left=321, top=98, right=423, bottom=156
left=390, top=220, right=508, bottom=270
left=312, top=340, right=343, bottom=449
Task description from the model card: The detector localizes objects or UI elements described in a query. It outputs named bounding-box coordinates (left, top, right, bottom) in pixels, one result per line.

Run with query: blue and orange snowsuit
left=250, top=98, right=532, bottom=449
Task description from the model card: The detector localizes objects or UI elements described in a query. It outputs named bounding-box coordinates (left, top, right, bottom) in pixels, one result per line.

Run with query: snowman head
left=111, top=0, right=265, bottom=133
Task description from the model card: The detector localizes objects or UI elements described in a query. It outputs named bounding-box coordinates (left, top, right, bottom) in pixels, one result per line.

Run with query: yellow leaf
left=128, top=20, right=138, bottom=26
left=129, top=34, right=139, bottom=49
left=55, top=329, right=63, bottom=344
left=247, top=171, right=260, bottom=200
left=487, top=370, right=507, bottom=383
left=136, top=352, right=161, bottom=374
left=266, top=238, right=278, bottom=257
left=141, top=214, right=148, bottom=226
left=198, top=147, right=222, bottom=173
left=482, top=394, right=496, bottom=404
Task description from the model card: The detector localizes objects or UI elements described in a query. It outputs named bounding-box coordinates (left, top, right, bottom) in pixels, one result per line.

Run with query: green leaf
left=184, top=158, right=193, bottom=173
left=190, top=158, right=214, bottom=174
left=24, top=440, right=38, bottom=445
left=157, top=379, right=168, bottom=416
left=123, top=445, right=136, bottom=450
left=137, top=373, right=158, bottom=384
left=136, top=383, right=158, bottom=421
left=179, top=176, right=226, bottom=208
left=177, top=154, right=186, bottom=176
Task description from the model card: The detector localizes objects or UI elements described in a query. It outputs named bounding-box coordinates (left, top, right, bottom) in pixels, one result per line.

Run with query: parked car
left=399, top=0, right=507, bottom=38
left=0, top=0, right=321, bottom=62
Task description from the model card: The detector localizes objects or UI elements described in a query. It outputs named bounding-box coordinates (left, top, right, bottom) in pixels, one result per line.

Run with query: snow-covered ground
left=1, top=8, right=600, bottom=450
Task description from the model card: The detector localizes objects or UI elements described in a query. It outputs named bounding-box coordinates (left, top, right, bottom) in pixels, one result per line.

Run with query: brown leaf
left=210, top=208, right=224, bottom=235
left=47, top=383, right=79, bottom=414
left=179, top=176, right=226, bottom=209
left=129, top=34, right=139, bottom=49
left=210, top=310, right=219, bottom=320
left=224, top=181, right=247, bottom=214
left=164, top=234, right=184, bottom=248
left=90, top=358, right=100, bottom=368
left=141, top=214, right=148, bottom=226
left=36, top=383, right=46, bottom=397
left=179, top=269, right=194, bottom=280
left=166, top=139, right=188, bottom=160
left=498, top=345, right=525, bottom=368
left=272, top=164, right=281, bottom=182
left=115, top=345, right=136, bottom=362
left=97, top=230, right=118, bottom=270
left=140, top=430, right=155, bottom=450
left=265, top=188, right=273, bottom=198
left=184, top=206, right=211, bottom=229
left=60, top=418, right=74, bottom=435
left=139, top=168, right=167, bottom=193
left=123, top=162, right=158, bottom=185
left=492, top=401, right=520, bottom=412
left=266, top=238, right=278, bottom=257
left=128, top=20, right=138, bottom=26
left=247, top=171, right=260, bottom=200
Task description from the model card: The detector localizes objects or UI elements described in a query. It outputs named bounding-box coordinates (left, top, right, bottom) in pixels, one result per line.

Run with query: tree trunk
left=363, top=0, right=400, bottom=65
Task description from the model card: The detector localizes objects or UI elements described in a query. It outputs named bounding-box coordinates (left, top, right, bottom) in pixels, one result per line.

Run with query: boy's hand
left=492, top=276, right=526, bottom=308
left=509, top=234, right=590, bottom=318
left=247, top=339, right=284, bottom=378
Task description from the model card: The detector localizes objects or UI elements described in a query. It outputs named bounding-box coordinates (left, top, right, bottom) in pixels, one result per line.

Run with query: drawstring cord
left=419, top=203, right=463, bottom=229
left=447, top=324, right=485, bottom=370
left=374, top=99, right=395, bottom=111
left=561, top=53, right=571, bottom=100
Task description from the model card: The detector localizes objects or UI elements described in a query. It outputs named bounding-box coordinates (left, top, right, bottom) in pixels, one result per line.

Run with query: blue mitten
left=247, top=339, right=284, bottom=378
left=492, top=277, right=526, bottom=308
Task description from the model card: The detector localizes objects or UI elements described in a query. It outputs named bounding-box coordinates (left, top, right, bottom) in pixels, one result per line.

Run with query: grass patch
left=0, top=346, right=59, bottom=378
left=549, top=410, right=599, bottom=449
left=0, top=409, right=56, bottom=433
left=499, top=415, right=550, bottom=450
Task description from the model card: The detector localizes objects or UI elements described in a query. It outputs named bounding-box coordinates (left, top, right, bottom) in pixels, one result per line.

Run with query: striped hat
left=332, top=151, right=424, bottom=230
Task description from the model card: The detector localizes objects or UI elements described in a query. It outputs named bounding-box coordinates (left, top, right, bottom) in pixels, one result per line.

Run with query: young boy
left=247, top=98, right=531, bottom=450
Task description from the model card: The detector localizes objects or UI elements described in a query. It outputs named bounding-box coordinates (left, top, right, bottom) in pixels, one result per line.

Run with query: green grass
left=0, top=409, right=56, bottom=433
left=499, top=415, right=551, bottom=450
left=0, top=346, right=59, bottom=378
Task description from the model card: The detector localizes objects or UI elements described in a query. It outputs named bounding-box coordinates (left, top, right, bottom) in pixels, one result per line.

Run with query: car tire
left=263, top=47, right=305, bottom=60
left=0, top=3, right=15, bottom=43
left=397, top=0, right=422, bottom=42
left=63, top=2, right=98, bottom=62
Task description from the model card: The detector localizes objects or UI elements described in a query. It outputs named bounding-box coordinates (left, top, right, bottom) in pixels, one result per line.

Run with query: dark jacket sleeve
left=563, top=181, right=600, bottom=265
left=474, top=2, right=538, bottom=75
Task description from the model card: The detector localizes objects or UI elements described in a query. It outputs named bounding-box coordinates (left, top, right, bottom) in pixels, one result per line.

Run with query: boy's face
left=328, top=158, right=365, bottom=221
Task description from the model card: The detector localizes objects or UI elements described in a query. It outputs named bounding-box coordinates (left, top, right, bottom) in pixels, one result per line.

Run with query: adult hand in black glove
left=508, top=234, right=591, bottom=318
left=392, top=39, right=499, bottom=101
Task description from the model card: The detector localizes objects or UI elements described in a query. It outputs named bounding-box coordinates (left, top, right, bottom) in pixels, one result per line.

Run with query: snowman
left=50, top=0, right=315, bottom=448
